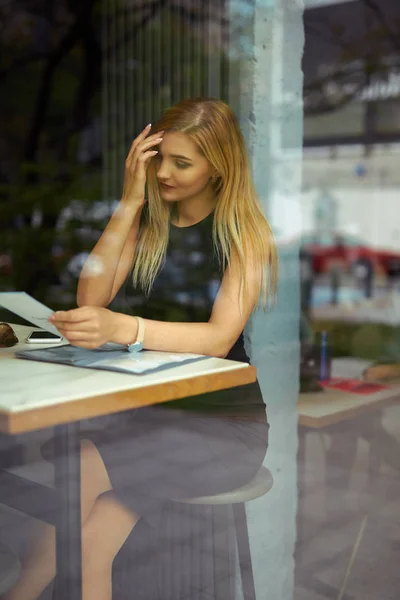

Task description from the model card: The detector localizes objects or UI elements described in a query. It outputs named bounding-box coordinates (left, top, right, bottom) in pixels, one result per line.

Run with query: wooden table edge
left=0, top=365, right=257, bottom=434
left=298, top=388, right=400, bottom=429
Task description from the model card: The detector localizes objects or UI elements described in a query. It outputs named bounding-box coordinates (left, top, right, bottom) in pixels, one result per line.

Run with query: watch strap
left=136, top=316, right=145, bottom=344
left=126, top=316, right=145, bottom=352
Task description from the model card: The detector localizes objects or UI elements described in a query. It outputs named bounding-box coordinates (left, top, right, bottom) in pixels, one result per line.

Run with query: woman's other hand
left=49, top=306, right=132, bottom=349
left=122, top=124, right=163, bottom=206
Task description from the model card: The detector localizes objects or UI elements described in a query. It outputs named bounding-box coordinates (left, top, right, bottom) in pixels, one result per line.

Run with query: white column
left=229, top=1, right=304, bottom=598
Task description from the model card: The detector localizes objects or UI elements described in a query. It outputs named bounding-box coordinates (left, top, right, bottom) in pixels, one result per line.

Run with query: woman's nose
left=156, top=160, right=171, bottom=181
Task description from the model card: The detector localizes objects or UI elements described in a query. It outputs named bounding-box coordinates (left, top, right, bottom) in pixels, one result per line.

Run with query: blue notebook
left=16, top=344, right=209, bottom=376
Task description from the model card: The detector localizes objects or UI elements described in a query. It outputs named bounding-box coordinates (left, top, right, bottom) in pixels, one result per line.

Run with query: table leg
left=53, top=422, right=82, bottom=600
left=295, top=426, right=307, bottom=561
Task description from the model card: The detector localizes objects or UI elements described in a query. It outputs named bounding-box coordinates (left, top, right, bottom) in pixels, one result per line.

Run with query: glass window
left=375, top=99, right=400, bottom=134
left=304, top=102, right=364, bottom=140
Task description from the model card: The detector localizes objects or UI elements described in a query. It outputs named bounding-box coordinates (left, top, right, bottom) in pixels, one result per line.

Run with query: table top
left=298, top=358, right=400, bottom=428
left=0, top=325, right=256, bottom=434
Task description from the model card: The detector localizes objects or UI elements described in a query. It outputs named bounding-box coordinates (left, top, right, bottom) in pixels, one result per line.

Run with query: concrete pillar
left=229, top=1, right=304, bottom=597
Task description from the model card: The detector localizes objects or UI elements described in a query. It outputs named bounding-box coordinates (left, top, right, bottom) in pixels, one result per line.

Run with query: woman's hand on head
left=122, top=124, right=163, bottom=206
left=49, top=306, right=122, bottom=349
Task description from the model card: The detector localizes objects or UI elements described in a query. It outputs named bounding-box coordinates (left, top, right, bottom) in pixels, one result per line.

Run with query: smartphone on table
left=26, top=330, right=63, bottom=343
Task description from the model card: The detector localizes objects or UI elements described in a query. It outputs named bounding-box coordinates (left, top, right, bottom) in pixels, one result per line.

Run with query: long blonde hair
left=132, top=98, right=278, bottom=309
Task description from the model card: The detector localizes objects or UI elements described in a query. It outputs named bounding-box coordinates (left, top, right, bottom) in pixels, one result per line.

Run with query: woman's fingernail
left=155, top=138, right=163, bottom=142
left=147, top=123, right=152, bottom=128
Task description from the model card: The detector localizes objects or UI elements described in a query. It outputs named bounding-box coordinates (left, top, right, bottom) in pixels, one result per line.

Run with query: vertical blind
left=102, top=0, right=229, bottom=202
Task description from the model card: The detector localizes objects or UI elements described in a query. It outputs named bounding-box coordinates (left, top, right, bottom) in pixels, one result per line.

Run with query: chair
left=0, top=542, right=21, bottom=595
left=42, top=438, right=273, bottom=600
left=173, top=466, right=273, bottom=600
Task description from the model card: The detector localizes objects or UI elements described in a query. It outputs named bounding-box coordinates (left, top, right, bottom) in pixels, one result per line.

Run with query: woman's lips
left=160, top=183, right=175, bottom=189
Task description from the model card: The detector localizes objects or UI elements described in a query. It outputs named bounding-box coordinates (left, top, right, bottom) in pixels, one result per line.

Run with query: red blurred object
left=299, top=231, right=400, bottom=278
left=320, top=378, right=388, bottom=394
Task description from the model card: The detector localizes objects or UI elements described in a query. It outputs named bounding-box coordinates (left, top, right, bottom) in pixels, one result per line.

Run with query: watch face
left=127, top=341, right=144, bottom=353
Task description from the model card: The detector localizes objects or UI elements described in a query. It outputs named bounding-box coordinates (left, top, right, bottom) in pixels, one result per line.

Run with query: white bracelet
left=126, top=316, right=145, bottom=353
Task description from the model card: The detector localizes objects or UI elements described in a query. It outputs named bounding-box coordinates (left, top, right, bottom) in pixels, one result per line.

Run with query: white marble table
left=0, top=324, right=256, bottom=600
left=0, top=325, right=255, bottom=434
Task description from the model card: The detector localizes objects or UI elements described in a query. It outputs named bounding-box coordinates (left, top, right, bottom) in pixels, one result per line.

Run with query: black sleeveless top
left=123, top=210, right=248, bottom=363
left=121, top=210, right=265, bottom=415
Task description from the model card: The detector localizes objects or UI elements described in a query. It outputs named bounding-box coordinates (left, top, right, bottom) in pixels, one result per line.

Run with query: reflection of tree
left=1, top=1, right=99, bottom=166
left=102, top=0, right=233, bottom=199
left=363, top=0, right=400, bottom=54
left=25, top=1, right=99, bottom=166
left=0, top=1, right=104, bottom=299
left=0, top=0, right=234, bottom=302
left=303, top=0, right=400, bottom=116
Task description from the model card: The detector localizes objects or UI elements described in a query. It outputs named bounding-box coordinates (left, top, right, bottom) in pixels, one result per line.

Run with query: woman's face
left=155, top=131, right=214, bottom=202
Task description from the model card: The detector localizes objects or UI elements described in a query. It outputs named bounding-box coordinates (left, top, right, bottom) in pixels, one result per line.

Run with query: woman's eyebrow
left=170, top=154, right=193, bottom=161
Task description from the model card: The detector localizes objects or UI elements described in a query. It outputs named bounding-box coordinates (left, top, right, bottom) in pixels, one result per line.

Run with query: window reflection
left=298, top=2, right=400, bottom=599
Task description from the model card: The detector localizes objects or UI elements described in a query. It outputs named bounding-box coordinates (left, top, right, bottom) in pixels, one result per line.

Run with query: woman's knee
left=80, top=439, right=112, bottom=491
left=80, top=438, right=101, bottom=464
left=41, top=437, right=111, bottom=494
left=79, top=439, right=113, bottom=523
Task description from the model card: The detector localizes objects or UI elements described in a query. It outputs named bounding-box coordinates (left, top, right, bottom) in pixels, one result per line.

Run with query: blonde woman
left=6, top=98, right=277, bottom=600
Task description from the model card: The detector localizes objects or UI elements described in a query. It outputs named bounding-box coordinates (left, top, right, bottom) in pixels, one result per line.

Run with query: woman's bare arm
left=106, top=252, right=259, bottom=357
left=77, top=126, right=163, bottom=307
left=54, top=252, right=261, bottom=357
left=138, top=252, right=259, bottom=356
left=76, top=201, right=142, bottom=307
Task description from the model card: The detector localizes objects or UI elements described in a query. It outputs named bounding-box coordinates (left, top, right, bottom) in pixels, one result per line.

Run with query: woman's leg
left=81, top=491, right=139, bottom=600
left=3, top=439, right=114, bottom=600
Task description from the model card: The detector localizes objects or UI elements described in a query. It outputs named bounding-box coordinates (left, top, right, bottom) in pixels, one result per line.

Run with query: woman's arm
left=113, top=315, right=232, bottom=358
left=76, top=201, right=142, bottom=307
left=52, top=253, right=261, bottom=358
left=133, top=251, right=259, bottom=356
left=77, top=126, right=163, bottom=307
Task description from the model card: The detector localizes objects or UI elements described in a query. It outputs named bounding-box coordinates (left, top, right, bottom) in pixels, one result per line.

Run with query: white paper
left=0, top=292, right=61, bottom=335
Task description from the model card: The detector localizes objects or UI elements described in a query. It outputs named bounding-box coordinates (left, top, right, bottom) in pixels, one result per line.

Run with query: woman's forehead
left=162, top=131, right=202, bottom=159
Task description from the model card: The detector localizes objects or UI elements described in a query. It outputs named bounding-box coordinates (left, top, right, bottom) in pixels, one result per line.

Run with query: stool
left=0, top=542, right=21, bottom=595
left=174, top=466, right=273, bottom=600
